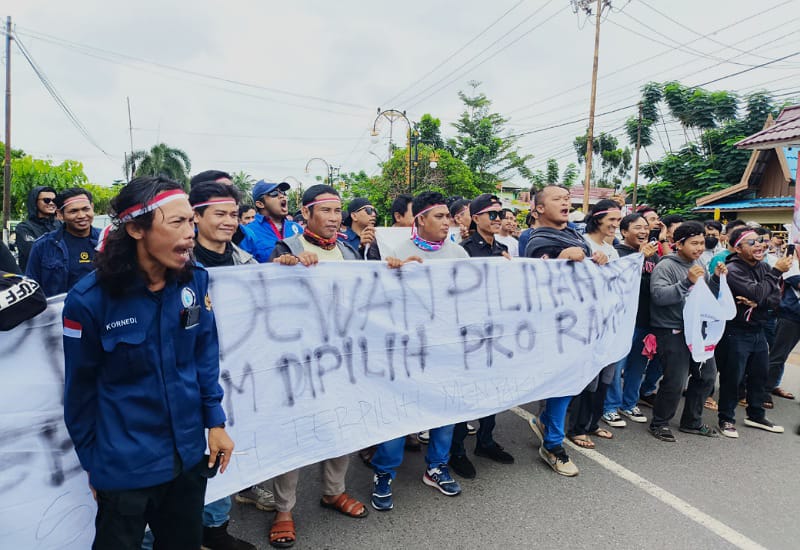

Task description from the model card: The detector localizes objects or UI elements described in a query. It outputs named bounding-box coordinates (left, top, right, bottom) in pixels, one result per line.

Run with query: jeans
left=718, top=328, right=769, bottom=425
left=650, top=328, right=717, bottom=430
left=451, top=415, right=497, bottom=457
left=94, top=459, right=207, bottom=550
left=202, top=496, right=231, bottom=528
left=605, top=326, right=654, bottom=413
left=767, top=317, right=800, bottom=391
left=372, top=424, right=454, bottom=478
left=539, top=396, right=572, bottom=451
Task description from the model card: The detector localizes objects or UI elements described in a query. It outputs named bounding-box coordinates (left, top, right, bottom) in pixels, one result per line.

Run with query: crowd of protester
left=1, top=174, right=798, bottom=549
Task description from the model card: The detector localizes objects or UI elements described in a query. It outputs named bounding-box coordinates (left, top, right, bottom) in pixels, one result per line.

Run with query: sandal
left=590, top=428, right=614, bottom=439
left=269, top=519, right=296, bottom=548
left=704, top=397, right=718, bottom=411
left=320, top=493, right=369, bottom=518
left=772, top=387, right=796, bottom=400
left=568, top=434, right=595, bottom=449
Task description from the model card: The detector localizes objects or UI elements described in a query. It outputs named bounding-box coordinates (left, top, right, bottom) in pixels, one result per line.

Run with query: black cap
left=344, top=197, right=372, bottom=226
left=468, top=194, right=501, bottom=231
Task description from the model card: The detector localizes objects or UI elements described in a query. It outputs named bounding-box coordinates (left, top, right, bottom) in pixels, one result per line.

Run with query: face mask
left=705, top=236, right=719, bottom=250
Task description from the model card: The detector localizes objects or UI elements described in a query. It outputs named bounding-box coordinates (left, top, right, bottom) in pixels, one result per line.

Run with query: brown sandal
left=590, top=428, right=614, bottom=439
left=568, top=434, right=595, bottom=449
left=704, top=397, right=718, bottom=411
left=320, top=493, right=369, bottom=518
left=269, top=519, right=296, bottom=548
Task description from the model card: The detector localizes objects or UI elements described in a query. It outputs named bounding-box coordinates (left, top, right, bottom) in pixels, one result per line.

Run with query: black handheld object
left=787, top=244, right=795, bottom=257
left=201, top=453, right=222, bottom=478
left=648, top=228, right=661, bottom=242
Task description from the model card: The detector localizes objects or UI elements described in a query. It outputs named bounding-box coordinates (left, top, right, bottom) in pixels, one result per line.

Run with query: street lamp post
left=304, top=157, right=338, bottom=186
left=372, top=108, right=413, bottom=191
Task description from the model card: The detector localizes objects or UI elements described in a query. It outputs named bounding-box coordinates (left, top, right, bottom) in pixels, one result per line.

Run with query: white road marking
left=510, top=406, right=768, bottom=550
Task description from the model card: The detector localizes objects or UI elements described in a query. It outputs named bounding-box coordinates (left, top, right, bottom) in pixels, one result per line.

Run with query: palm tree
left=231, top=171, right=256, bottom=204
left=123, top=143, right=191, bottom=186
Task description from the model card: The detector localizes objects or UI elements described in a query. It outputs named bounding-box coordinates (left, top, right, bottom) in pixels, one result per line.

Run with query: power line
left=381, top=0, right=526, bottom=106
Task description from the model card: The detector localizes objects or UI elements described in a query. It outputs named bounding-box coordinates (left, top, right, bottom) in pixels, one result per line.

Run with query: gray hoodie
left=650, top=254, right=720, bottom=329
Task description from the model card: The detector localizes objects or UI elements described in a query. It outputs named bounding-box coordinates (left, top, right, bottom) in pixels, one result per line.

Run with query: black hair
left=445, top=195, right=464, bottom=208
left=673, top=221, right=704, bottom=244
left=533, top=185, right=569, bottom=209
left=391, top=194, right=414, bottom=222
left=238, top=203, right=255, bottom=217
left=96, top=176, right=190, bottom=295
left=301, top=184, right=340, bottom=214
left=189, top=170, right=232, bottom=188
left=728, top=226, right=758, bottom=248
left=585, top=199, right=621, bottom=234
left=620, top=213, right=644, bottom=232
left=724, top=219, right=746, bottom=234
left=704, top=220, right=722, bottom=232
left=661, top=214, right=684, bottom=228
left=38, top=186, right=56, bottom=196
left=754, top=226, right=770, bottom=237
left=636, top=205, right=656, bottom=216
left=413, top=191, right=446, bottom=219
left=55, top=187, right=93, bottom=210
left=188, top=182, right=241, bottom=215
left=500, top=208, right=514, bottom=220
left=449, top=198, right=470, bottom=218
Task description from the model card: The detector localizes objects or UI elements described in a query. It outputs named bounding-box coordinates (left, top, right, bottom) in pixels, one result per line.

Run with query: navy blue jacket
left=779, top=274, right=800, bottom=323
left=25, top=226, right=100, bottom=297
left=239, top=214, right=303, bottom=262
left=62, top=267, right=226, bottom=491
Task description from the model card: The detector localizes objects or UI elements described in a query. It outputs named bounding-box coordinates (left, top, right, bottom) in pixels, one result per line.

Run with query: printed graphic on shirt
left=79, top=251, right=91, bottom=264
left=204, top=293, right=212, bottom=311
left=181, top=287, right=196, bottom=308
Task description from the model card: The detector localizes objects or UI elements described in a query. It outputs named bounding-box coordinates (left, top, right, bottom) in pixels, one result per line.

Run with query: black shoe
left=203, top=521, right=256, bottom=550
left=638, top=393, right=657, bottom=408
left=678, top=424, right=719, bottom=438
left=649, top=425, right=676, bottom=442
left=448, top=454, right=476, bottom=479
left=475, top=443, right=515, bottom=464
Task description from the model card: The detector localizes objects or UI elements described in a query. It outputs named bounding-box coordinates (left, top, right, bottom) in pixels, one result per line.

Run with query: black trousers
left=767, top=317, right=800, bottom=391
left=650, top=328, right=716, bottom=430
left=93, top=459, right=207, bottom=550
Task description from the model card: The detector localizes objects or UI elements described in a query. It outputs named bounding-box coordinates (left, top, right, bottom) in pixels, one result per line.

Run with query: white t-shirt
left=496, top=234, right=519, bottom=257
left=392, top=238, right=470, bottom=260
left=583, top=234, right=619, bottom=261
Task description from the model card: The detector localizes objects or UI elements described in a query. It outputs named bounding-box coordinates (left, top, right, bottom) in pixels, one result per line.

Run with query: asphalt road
left=224, top=350, right=800, bottom=550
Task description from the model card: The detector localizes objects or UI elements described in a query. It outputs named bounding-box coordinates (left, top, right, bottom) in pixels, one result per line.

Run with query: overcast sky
left=6, top=0, right=800, bottom=187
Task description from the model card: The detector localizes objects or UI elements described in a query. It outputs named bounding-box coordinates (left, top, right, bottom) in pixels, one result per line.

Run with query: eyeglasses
left=484, top=210, right=500, bottom=220
left=40, top=198, right=55, bottom=204
left=266, top=189, right=287, bottom=198
left=357, top=206, right=377, bottom=216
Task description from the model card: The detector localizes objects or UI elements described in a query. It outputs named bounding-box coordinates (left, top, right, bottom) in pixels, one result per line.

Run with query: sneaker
left=466, top=422, right=477, bottom=435
left=638, top=393, right=657, bottom=408
left=417, top=430, right=430, bottom=444
left=423, top=465, right=462, bottom=496
left=371, top=473, right=393, bottom=511
left=448, top=454, right=476, bottom=479
left=743, top=417, right=784, bottom=433
left=619, top=407, right=647, bottom=423
left=679, top=424, right=719, bottom=438
left=538, top=445, right=579, bottom=477
left=601, top=411, right=627, bottom=428
left=202, top=521, right=256, bottom=550
left=648, top=425, right=676, bottom=442
left=719, top=421, right=739, bottom=438
left=234, top=485, right=276, bottom=511
left=475, top=443, right=514, bottom=464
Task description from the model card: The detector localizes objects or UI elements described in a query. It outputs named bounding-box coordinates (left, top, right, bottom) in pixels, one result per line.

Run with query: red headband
left=415, top=203, right=447, bottom=218
left=60, top=195, right=91, bottom=210
left=733, top=230, right=758, bottom=248
left=117, top=189, right=187, bottom=222
left=192, top=198, right=237, bottom=210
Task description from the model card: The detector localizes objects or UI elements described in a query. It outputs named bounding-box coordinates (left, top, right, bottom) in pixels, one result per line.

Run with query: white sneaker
left=743, top=417, right=784, bottom=433
left=619, top=407, right=647, bottom=423
left=719, top=421, right=739, bottom=439
left=601, top=411, right=627, bottom=428
left=235, top=484, right=276, bottom=511
left=417, top=430, right=430, bottom=444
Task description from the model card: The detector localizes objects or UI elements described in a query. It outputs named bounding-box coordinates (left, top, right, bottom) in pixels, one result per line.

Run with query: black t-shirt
left=63, top=231, right=96, bottom=289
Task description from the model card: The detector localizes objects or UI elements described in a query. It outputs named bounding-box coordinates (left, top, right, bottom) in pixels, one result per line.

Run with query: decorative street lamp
left=372, top=108, right=413, bottom=191
left=304, top=157, right=338, bottom=186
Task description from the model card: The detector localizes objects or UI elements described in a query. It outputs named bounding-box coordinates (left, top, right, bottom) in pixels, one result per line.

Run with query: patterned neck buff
left=302, top=229, right=338, bottom=250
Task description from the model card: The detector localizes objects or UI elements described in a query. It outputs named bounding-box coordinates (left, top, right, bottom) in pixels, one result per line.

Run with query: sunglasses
left=357, top=206, right=377, bottom=216
left=40, top=198, right=55, bottom=204
left=483, top=210, right=501, bottom=220
left=264, top=189, right=287, bottom=198
left=741, top=237, right=768, bottom=247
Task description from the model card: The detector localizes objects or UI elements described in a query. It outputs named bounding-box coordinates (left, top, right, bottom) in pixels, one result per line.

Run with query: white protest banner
left=683, top=274, right=736, bottom=362
left=0, top=254, right=642, bottom=548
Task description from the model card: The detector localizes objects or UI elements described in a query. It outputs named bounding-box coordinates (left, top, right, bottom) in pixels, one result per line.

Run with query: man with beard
left=240, top=181, right=303, bottom=262
left=14, top=185, right=61, bottom=271
left=26, top=188, right=100, bottom=297
left=648, top=222, right=726, bottom=442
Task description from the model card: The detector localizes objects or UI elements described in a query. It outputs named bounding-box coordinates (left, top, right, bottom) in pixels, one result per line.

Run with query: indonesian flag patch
left=63, top=318, right=83, bottom=338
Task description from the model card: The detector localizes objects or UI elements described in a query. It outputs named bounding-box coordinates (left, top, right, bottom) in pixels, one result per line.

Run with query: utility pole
left=578, top=0, right=606, bottom=214
left=3, top=17, right=12, bottom=235
left=127, top=96, right=135, bottom=180
left=631, top=102, right=643, bottom=211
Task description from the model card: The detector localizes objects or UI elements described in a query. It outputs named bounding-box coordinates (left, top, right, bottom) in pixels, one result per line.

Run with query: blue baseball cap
left=252, top=180, right=290, bottom=203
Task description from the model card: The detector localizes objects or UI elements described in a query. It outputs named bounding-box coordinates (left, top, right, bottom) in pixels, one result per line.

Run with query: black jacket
left=724, top=253, right=782, bottom=330
left=524, top=226, right=590, bottom=259
left=615, top=243, right=658, bottom=327
left=14, top=186, right=61, bottom=271
left=0, top=241, right=20, bottom=274
left=460, top=232, right=507, bottom=258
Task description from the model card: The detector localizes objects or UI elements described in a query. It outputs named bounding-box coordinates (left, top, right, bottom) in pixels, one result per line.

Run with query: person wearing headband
left=715, top=225, right=790, bottom=439
left=14, top=185, right=60, bottom=271
left=62, top=176, right=234, bottom=549
left=25, top=188, right=100, bottom=297
left=389, top=191, right=470, bottom=260
left=648, top=221, right=727, bottom=443
left=239, top=180, right=303, bottom=262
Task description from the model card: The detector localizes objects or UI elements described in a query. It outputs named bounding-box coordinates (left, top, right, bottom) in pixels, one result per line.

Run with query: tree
left=449, top=81, right=534, bottom=192
left=10, top=156, right=89, bottom=218
left=124, top=143, right=191, bottom=187
left=573, top=131, right=631, bottom=188
left=546, top=159, right=559, bottom=184
left=561, top=162, right=579, bottom=187
left=231, top=171, right=255, bottom=204
left=80, top=183, right=118, bottom=215
left=417, top=114, right=445, bottom=149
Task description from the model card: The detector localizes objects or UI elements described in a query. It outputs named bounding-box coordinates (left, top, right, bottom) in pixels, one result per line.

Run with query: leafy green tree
left=231, top=171, right=255, bottom=204
left=574, top=131, right=631, bottom=188
left=124, top=143, right=191, bottom=187
left=10, top=156, right=88, bottom=218
left=561, top=162, right=579, bottom=187
left=80, top=183, right=118, bottom=215
left=449, top=81, right=534, bottom=192
left=546, top=159, right=559, bottom=184
left=417, top=114, right=445, bottom=149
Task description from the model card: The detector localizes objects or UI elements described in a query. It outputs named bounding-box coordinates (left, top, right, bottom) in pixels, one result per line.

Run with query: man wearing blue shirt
left=239, top=181, right=303, bottom=262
